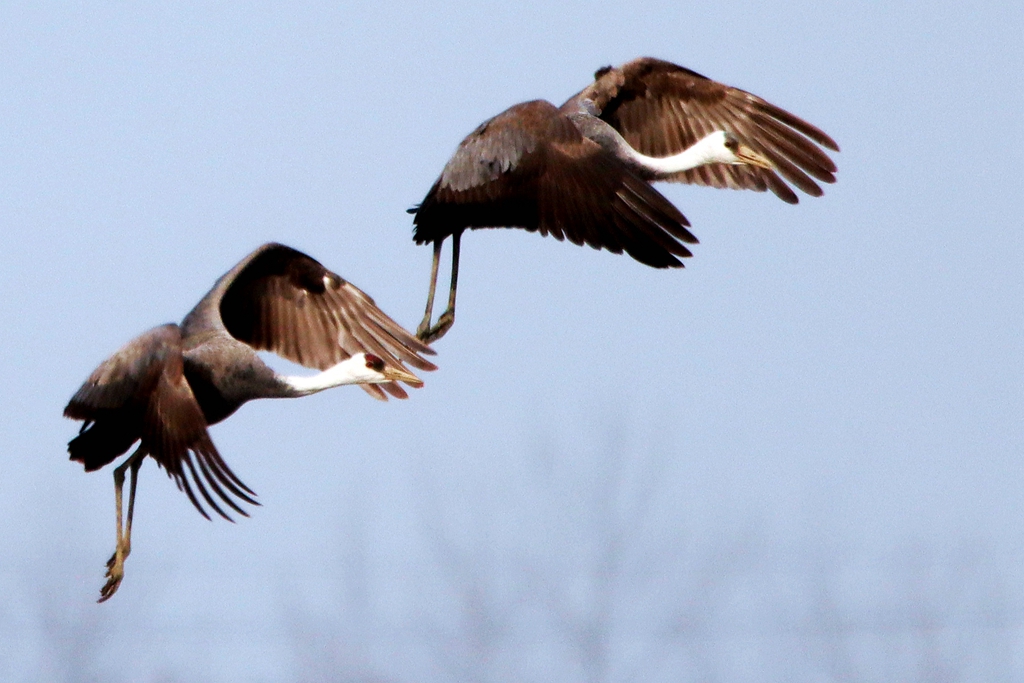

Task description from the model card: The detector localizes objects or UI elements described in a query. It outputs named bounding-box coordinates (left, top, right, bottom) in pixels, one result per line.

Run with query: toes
left=97, top=573, right=123, bottom=603
left=425, top=321, right=454, bottom=344
left=100, top=548, right=127, bottom=601
left=417, top=315, right=454, bottom=344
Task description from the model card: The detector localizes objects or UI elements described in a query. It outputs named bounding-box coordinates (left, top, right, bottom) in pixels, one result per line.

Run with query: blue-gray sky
left=1, top=1, right=1021, bottom=680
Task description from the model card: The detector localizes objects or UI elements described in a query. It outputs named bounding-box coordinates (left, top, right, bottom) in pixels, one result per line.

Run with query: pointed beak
left=383, top=365, right=423, bottom=387
left=736, top=144, right=774, bottom=170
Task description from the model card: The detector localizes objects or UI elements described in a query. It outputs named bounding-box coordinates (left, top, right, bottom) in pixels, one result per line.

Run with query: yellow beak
left=383, top=365, right=423, bottom=387
left=736, top=145, right=774, bottom=170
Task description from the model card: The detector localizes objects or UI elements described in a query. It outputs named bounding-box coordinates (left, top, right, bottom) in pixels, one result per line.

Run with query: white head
left=352, top=356, right=419, bottom=387
left=279, top=352, right=422, bottom=397
left=344, top=353, right=422, bottom=386
left=705, top=131, right=774, bottom=168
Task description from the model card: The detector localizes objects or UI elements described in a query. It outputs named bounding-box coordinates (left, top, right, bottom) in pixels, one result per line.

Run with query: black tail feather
left=68, top=419, right=140, bottom=472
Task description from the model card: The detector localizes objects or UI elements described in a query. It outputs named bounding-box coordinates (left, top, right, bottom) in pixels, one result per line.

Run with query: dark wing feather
left=64, top=324, right=257, bottom=519
left=142, top=348, right=257, bottom=520
left=412, top=100, right=697, bottom=269
left=561, top=57, right=839, bottom=203
left=217, top=244, right=436, bottom=400
left=65, top=324, right=178, bottom=471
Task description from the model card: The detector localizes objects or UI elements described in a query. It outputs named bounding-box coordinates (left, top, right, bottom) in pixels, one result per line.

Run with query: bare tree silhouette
left=9, top=439, right=1024, bottom=682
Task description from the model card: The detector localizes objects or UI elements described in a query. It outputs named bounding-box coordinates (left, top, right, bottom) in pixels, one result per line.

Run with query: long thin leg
left=123, top=454, right=143, bottom=559
left=99, top=449, right=144, bottom=603
left=445, top=231, right=461, bottom=315
left=419, top=231, right=461, bottom=344
left=416, top=239, right=444, bottom=340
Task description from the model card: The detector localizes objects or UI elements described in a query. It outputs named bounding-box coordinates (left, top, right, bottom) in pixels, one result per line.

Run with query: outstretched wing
left=65, top=324, right=258, bottom=520
left=213, top=243, right=436, bottom=400
left=562, top=57, right=839, bottom=204
left=412, top=99, right=697, bottom=269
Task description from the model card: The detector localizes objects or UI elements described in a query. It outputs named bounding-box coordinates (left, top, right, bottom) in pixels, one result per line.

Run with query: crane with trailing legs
left=65, top=243, right=435, bottom=601
left=411, top=57, right=839, bottom=343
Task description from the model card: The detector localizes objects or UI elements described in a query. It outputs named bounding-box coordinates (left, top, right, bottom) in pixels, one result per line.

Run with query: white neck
left=568, top=110, right=737, bottom=179
left=278, top=354, right=384, bottom=397
left=626, top=131, right=736, bottom=175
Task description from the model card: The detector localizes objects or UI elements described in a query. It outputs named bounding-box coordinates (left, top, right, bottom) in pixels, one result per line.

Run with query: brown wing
left=215, top=244, right=436, bottom=401
left=142, top=341, right=257, bottom=520
left=65, top=324, right=257, bottom=520
left=412, top=100, right=698, bottom=269
left=65, top=324, right=178, bottom=472
left=561, top=57, right=839, bottom=204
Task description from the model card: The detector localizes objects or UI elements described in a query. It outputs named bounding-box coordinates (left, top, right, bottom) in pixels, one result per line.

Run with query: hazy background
left=1, top=1, right=1021, bottom=681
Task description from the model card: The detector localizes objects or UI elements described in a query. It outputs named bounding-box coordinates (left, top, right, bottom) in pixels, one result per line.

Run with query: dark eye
left=364, top=354, right=385, bottom=372
left=725, top=137, right=738, bottom=150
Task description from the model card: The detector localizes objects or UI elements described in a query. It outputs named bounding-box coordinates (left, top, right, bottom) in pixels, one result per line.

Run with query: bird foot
left=416, top=311, right=454, bottom=344
left=98, top=544, right=131, bottom=603
left=98, top=559, right=124, bottom=603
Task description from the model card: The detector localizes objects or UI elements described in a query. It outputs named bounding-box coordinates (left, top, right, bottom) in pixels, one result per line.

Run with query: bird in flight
left=411, top=56, right=839, bottom=342
left=64, top=243, right=436, bottom=601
